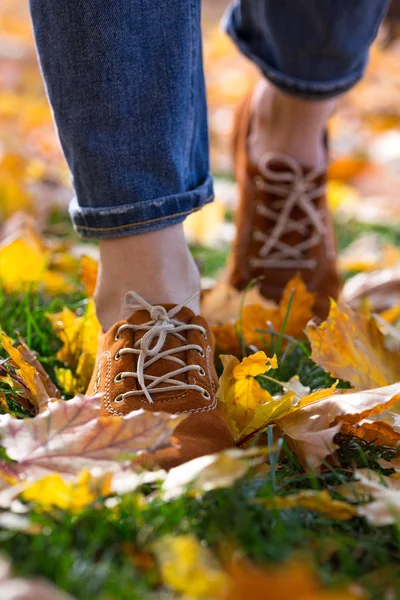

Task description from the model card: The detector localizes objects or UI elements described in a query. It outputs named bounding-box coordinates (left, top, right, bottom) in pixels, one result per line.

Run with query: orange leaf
left=219, top=559, right=362, bottom=600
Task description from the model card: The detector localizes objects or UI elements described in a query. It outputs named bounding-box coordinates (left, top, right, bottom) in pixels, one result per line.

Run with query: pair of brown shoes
left=87, top=88, right=341, bottom=469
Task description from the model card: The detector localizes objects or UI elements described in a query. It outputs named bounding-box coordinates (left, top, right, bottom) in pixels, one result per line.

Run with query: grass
left=1, top=217, right=400, bottom=598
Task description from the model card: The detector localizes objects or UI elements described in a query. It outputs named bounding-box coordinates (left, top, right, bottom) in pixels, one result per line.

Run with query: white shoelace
left=250, top=152, right=327, bottom=270
left=113, top=291, right=210, bottom=405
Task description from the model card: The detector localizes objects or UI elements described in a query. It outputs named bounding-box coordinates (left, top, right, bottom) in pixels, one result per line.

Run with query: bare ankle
left=249, top=81, right=336, bottom=170
left=95, top=224, right=200, bottom=331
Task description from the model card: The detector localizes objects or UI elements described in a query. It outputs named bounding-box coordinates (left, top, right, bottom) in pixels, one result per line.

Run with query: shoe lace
left=250, top=152, right=327, bottom=270
left=113, top=291, right=210, bottom=405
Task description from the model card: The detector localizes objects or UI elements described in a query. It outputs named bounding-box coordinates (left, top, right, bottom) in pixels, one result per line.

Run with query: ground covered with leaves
left=2, top=1, right=400, bottom=599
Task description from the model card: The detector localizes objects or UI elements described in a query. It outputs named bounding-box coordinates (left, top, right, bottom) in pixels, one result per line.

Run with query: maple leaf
left=218, top=559, right=362, bottom=600
left=241, top=274, right=316, bottom=347
left=0, top=395, right=184, bottom=478
left=47, top=299, right=100, bottom=393
left=153, top=534, right=228, bottom=598
left=1, top=333, right=54, bottom=413
left=278, top=383, right=400, bottom=469
left=256, top=490, right=356, bottom=521
left=306, top=302, right=400, bottom=390
left=201, top=280, right=275, bottom=326
left=217, top=352, right=277, bottom=438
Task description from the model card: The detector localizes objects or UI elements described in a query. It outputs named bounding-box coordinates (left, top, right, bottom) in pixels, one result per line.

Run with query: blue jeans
left=29, top=0, right=389, bottom=239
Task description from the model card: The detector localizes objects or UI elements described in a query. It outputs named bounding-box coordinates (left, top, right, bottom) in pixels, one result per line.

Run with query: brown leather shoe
left=87, top=291, right=234, bottom=469
left=227, top=88, right=341, bottom=319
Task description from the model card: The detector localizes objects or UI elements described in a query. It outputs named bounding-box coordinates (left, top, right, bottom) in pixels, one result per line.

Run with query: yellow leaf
left=238, top=383, right=338, bottom=444
left=306, top=303, right=400, bottom=390
left=258, top=490, right=356, bottom=521
left=0, top=226, right=72, bottom=294
left=217, top=352, right=276, bottom=438
left=22, top=470, right=112, bottom=512
left=154, top=535, right=228, bottom=598
left=1, top=333, right=50, bottom=413
left=48, top=300, right=100, bottom=393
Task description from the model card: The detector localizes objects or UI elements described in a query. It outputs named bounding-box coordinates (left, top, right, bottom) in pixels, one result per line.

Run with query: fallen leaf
left=257, top=490, right=356, bottom=521
left=306, top=303, right=400, bottom=389
left=154, top=535, right=228, bottom=598
left=22, top=469, right=112, bottom=511
left=80, top=255, right=98, bottom=297
left=278, top=383, right=400, bottom=469
left=211, top=324, right=242, bottom=356
left=162, top=448, right=264, bottom=500
left=342, top=266, right=400, bottom=313
left=1, top=333, right=51, bottom=413
left=219, top=559, right=363, bottom=600
left=217, top=352, right=276, bottom=438
left=184, top=199, right=226, bottom=246
left=47, top=300, right=100, bottom=393
left=201, top=280, right=275, bottom=326
left=242, top=274, right=316, bottom=347
left=0, top=226, right=72, bottom=294
left=0, top=395, right=184, bottom=478
left=339, top=469, right=400, bottom=527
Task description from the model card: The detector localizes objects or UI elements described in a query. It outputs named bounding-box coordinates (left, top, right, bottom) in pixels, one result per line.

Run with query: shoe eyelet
left=198, top=349, right=205, bottom=358
left=198, top=367, right=206, bottom=377
left=114, top=394, right=124, bottom=403
left=202, top=330, right=207, bottom=340
left=114, top=332, right=120, bottom=342
left=202, top=390, right=211, bottom=400
left=114, top=351, right=121, bottom=361
left=114, top=373, right=123, bottom=383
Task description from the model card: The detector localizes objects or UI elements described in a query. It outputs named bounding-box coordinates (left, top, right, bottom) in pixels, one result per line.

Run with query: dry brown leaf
left=342, top=266, right=400, bottom=313
left=306, top=303, right=400, bottom=390
left=339, top=469, right=400, bottom=527
left=278, top=383, right=400, bottom=469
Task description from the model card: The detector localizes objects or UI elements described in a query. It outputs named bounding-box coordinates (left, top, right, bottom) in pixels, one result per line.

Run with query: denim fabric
left=224, top=0, right=390, bottom=100
left=29, top=0, right=212, bottom=238
left=30, top=0, right=389, bottom=238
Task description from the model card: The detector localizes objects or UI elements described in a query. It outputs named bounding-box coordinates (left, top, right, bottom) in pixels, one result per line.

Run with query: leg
left=226, top=0, right=389, bottom=169
left=29, top=0, right=210, bottom=328
left=223, top=0, right=389, bottom=317
left=29, top=0, right=235, bottom=466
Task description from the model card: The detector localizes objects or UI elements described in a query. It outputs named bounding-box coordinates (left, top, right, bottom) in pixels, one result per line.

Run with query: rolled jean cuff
left=69, top=174, right=214, bottom=239
left=223, top=4, right=367, bottom=101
